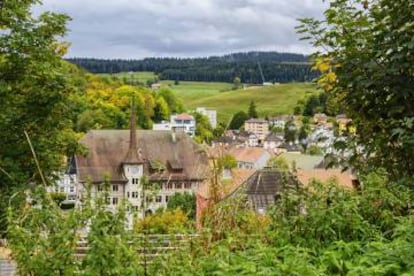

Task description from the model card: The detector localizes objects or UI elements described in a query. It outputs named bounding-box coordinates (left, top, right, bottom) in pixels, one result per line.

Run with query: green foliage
left=229, top=111, right=249, bottom=130
left=134, top=209, right=191, bottom=234
left=193, top=112, right=214, bottom=144
left=297, top=0, right=414, bottom=180
left=307, top=144, right=323, bottom=155
left=267, top=156, right=290, bottom=170
left=284, top=120, right=297, bottom=143
left=0, top=0, right=79, bottom=233
left=218, top=154, right=237, bottom=170
left=49, top=192, right=67, bottom=205
left=232, top=77, right=242, bottom=90
left=153, top=96, right=170, bottom=122
left=166, top=192, right=196, bottom=220
left=247, top=100, right=258, bottom=118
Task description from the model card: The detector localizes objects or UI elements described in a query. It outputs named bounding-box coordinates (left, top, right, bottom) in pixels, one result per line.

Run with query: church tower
left=122, top=102, right=144, bottom=214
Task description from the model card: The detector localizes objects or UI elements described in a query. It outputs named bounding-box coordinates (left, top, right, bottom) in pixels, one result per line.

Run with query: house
left=244, top=118, right=269, bottom=143
left=151, top=83, right=161, bottom=90
left=196, top=168, right=256, bottom=228
left=278, top=152, right=324, bottom=170
left=153, top=113, right=196, bottom=137
left=274, top=142, right=302, bottom=155
left=229, top=147, right=271, bottom=169
left=263, top=133, right=284, bottom=150
left=297, top=169, right=359, bottom=189
left=196, top=107, right=217, bottom=128
left=268, top=115, right=294, bottom=129
left=48, top=163, right=77, bottom=202
left=73, top=110, right=209, bottom=225
left=313, top=113, right=328, bottom=125
left=211, top=130, right=258, bottom=148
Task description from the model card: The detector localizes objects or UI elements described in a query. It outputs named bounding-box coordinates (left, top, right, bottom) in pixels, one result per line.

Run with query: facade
left=268, top=115, right=294, bottom=129
left=196, top=107, right=217, bottom=128
left=48, top=170, right=77, bottom=202
left=263, top=133, right=284, bottom=150
left=244, top=118, right=269, bottom=143
left=153, top=113, right=196, bottom=137
left=74, top=111, right=208, bottom=225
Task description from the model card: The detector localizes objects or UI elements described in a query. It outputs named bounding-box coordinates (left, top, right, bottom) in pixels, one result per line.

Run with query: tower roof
left=123, top=103, right=143, bottom=164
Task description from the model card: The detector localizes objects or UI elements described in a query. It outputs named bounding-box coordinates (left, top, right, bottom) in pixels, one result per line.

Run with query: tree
left=153, top=96, right=170, bottom=122
left=284, top=120, right=297, bottom=143
left=232, top=77, right=242, bottom=90
left=297, top=0, right=414, bottom=179
left=247, top=100, right=258, bottom=118
left=167, top=192, right=196, bottom=220
left=229, top=111, right=249, bottom=130
left=193, top=112, right=214, bottom=144
left=0, top=0, right=79, bottom=232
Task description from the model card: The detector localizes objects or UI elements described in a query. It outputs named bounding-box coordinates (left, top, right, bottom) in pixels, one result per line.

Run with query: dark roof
left=264, top=133, right=284, bottom=142
left=76, top=130, right=209, bottom=183
left=244, top=169, right=285, bottom=195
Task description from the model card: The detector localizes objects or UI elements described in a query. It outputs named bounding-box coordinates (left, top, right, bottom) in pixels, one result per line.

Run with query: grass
left=99, top=71, right=317, bottom=124
left=174, top=82, right=318, bottom=124
left=160, top=80, right=233, bottom=103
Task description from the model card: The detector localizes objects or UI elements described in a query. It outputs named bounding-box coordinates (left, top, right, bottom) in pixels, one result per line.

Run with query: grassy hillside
left=174, top=83, right=318, bottom=123
left=99, top=71, right=317, bottom=124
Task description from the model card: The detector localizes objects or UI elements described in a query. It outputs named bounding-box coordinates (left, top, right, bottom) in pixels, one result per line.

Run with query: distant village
left=50, top=106, right=358, bottom=228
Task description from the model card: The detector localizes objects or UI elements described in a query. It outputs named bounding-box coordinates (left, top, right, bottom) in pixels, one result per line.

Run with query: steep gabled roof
left=76, top=130, right=209, bottom=183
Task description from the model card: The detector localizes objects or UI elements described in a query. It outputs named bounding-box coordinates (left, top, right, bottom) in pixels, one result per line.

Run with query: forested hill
left=67, top=51, right=318, bottom=83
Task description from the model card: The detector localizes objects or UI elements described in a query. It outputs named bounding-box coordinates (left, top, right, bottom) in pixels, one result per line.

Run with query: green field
left=173, top=83, right=317, bottom=123
left=100, top=71, right=317, bottom=124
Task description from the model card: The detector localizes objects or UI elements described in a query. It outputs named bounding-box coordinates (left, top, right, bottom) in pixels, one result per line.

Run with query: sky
left=35, top=0, right=328, bottom=59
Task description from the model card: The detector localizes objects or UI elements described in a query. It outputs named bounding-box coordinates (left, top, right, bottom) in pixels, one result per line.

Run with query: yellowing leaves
left=313, top=56, right=339, bottom=92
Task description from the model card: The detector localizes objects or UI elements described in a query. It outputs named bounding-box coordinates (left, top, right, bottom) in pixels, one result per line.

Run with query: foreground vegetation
left=7, top=172, right=414, bottom=275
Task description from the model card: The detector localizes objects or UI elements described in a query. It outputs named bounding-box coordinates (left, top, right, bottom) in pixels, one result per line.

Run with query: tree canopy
left=297, top=0, right=414, bottom=180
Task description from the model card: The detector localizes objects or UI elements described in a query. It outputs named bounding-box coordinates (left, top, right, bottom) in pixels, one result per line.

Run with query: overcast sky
left=35, top=0, right=327, bottom=59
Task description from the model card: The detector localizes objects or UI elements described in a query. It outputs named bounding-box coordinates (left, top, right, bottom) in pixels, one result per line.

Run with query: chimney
left=123, top=99, right=142, bottom=164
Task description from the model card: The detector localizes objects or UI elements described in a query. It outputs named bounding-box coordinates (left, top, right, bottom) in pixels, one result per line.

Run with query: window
left=155, top=196, right=162, bottom=203
left=112, top=197, right=118, bottom=205
left=146, top=197, right=153, bottom=203
left=112, top=185, right=118, bottom=192
left=132, top=192, right=138, bottom=198
left=165, top=196, right=169, bottom=203
left=167, top=182, right=174, bottom=189
left=132, top=178, right=139, bottom=185
left=127, top=191, right=130, bottom=198
left=70, top=186, right=75, bottom=193
left=185, top=182, right=192, bottom=189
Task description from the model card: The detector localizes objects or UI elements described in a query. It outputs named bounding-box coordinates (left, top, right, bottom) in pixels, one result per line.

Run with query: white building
left=153, top=113, right=196, bottom=137
left=196, top=107, right=217, bottom=128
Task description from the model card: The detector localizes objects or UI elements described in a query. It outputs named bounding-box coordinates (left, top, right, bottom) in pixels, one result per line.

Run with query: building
left=153, top=113, right=196, bottom=137
left=244, top=118, right=269, bottom=143
left=263, top=133, right=284, bottom=150
left=313, top=113, right=328, bottom=125
left=268, top=115, right=294, bottom=129
left=73, top=110, right=209, bottom=225
left=196, top=107, right=217, bottom=128
left=47, top=167, right=77, bottom=202
left=229, top=147, right=271, bottom=170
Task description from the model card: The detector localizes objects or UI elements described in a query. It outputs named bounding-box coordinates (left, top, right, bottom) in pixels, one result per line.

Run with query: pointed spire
left=124, top=98, right=143, bottom=164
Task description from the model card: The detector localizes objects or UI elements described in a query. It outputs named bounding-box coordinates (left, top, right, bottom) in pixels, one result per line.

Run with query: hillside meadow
left=172, top=82, right=318, bottom=123
left=99, top=71, right=318, bottom=124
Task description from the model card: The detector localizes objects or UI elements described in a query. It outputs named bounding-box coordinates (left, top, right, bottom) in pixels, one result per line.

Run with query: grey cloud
left=36, top=0, right=327, bottom=58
